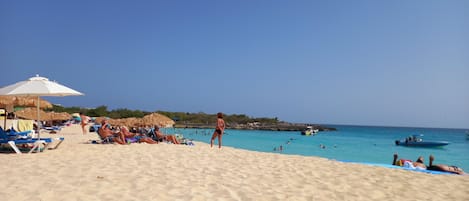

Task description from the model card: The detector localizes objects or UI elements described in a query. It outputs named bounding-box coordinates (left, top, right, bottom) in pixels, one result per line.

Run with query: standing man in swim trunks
left=210, top=112, right=225, bottom=149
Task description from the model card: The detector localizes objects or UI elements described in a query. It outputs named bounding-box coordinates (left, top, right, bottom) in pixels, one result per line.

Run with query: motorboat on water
left=301, top=126, right=319, bottom=136
left=395, top=134, right=449, bottom=147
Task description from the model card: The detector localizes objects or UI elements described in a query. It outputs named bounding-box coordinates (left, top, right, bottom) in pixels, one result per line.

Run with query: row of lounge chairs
left=0, top=127, right=64, bottom=154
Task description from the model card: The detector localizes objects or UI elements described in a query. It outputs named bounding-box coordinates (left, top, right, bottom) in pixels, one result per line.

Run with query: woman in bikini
left=210, top=112, right=225, bottom=149
left=80, top=112, right=89, bottom=134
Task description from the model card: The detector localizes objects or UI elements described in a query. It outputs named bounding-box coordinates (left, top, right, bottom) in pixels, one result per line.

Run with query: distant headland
left=176, top=122, right=337, bottom=132
left=46, top=105, right=337, bottom=131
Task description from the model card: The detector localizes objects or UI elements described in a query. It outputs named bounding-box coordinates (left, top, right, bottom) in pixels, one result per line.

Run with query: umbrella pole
left=37, top=96, right=40, bottom=140
left=3, top=110, right=6, bottom=130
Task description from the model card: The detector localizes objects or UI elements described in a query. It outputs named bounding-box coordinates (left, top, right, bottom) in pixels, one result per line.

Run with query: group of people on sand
left=93, top=112, right=226, bottom=148
left=77, top=111, right=226, bottom=148
left=392, top=153, right=465, bottom=175
left=97, top=119, right=181, bottom=145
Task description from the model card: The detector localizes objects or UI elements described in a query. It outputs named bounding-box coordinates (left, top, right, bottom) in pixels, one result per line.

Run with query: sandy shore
left=0, top=124, right=468, bottom=201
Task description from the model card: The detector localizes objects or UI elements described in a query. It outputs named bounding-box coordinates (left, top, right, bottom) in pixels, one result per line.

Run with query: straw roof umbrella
left=15, top=108, right=49, bottom=120
left=0, top=96, right=52, bottom=108
left=93, top=117, right=139, bottom=128
left=95, top=113, right=174, bottom=128
left=108, top=117, right=139, bottom=127
left=121, top=117, right=141, bottom=127
left=141, top=113, right=175, bottom=127
left=0, top=96, right=15, bottom=107
left=45, top=112, right=72, bottom=121
left=15, top=108, right=71, bottom=121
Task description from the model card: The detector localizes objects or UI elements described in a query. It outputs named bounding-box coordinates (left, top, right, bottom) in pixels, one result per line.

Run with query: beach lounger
left=95, top=129, right=113, bottom=144
left=42, top=125, right=63, bottom=134
left=0, top=127, right=64, bottom=154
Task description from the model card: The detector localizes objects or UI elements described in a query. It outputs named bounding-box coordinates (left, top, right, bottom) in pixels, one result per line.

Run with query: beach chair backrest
left=0, top=127, right=7, bottom=140
left=95, top=127, right=112, bottom=144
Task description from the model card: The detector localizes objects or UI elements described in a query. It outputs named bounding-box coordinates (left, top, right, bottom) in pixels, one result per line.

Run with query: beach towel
left=5, top=119, right=19, bottom=131
left=18, top=120, right=34, bottom=132
left=342, top=161, right=456, bottom=175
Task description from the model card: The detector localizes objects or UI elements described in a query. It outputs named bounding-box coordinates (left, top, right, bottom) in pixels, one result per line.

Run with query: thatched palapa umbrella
left=15, top=108, right=49, bottom=121
left=15, top=108, right=71, bottom=121
left=94, top=113, right=174, bottom=128
left=45, top=111, right=72, bottom=121
left=141, top=113, right=175, bottom=127
left=0, top=96, right=52, bottom=109
left=94, top=117, right=138, bottom=128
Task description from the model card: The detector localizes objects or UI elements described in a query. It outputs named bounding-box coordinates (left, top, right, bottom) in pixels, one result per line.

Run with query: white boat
left=301, top=126, right=319, bottom=136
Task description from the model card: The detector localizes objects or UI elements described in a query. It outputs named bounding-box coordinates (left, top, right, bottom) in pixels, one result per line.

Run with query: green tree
left=87, top=105, right=108, bottom=117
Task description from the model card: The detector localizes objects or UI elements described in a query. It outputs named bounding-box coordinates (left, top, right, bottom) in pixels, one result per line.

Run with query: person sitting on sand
left=154, top=126, right=180, bottom=144
left=120, top=126, right=157, bottom=144
left=97, top=120, right=126, bottom=145
left=427, top=155, right=465, bottom=175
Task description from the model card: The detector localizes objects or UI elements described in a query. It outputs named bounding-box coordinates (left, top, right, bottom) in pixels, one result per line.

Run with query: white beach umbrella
left=0, top=75, right=84, bottom=139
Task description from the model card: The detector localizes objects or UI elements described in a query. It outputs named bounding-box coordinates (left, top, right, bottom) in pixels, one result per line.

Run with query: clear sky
left=1, top=0, right=468, bottom=129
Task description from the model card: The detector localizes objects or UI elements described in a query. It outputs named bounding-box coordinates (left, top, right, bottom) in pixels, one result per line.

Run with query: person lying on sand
left=427, top=155, right=465, bottom=175
left=98, top=120, right=126, bottom=145
left=392, top=153, right=427, bottom=170
left=392, top=153, right=465, bottom=174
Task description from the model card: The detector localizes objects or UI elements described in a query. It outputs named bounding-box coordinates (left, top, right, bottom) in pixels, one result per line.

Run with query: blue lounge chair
left=0, top=127, right=64, bottom=154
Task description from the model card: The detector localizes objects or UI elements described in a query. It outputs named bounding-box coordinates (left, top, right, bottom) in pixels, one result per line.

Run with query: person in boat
left=392, top=153, right=465, bottom=174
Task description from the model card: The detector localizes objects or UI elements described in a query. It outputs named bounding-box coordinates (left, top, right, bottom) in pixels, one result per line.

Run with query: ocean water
left=163, top=125, right=469, bottom=171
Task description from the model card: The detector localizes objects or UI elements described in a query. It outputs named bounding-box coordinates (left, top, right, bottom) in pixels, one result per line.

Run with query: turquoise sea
left=163, top=125, right=469, bottom=171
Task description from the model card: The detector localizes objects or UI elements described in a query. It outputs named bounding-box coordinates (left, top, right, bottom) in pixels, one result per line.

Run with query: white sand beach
left=0, top=124, right=468, bottom=201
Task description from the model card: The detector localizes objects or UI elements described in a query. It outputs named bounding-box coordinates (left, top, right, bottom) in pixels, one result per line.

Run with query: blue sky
left=1, top=0, right=468, bottom=129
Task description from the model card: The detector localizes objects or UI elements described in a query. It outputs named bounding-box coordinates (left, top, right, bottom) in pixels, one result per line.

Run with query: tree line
left=46, top=105, right=280, bottom=125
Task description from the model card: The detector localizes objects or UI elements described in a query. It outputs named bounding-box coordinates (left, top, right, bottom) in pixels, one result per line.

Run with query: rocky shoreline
left=174, top=122, right=337, bottom=132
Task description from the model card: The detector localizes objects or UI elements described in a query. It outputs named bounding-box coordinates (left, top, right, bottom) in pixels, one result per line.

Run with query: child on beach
left=210, top=112, right=225, bottom=149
